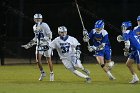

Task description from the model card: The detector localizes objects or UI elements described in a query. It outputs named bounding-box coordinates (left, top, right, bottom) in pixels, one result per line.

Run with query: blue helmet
left=94, top=20, right=104, bottom=29
left=121, top=21, right=132, bottom=29
left=137, top=16, right=140, bottom=21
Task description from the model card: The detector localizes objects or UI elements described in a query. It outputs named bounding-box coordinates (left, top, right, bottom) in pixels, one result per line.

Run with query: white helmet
left=58, top=26, right=67, bottom=33
left=34, top=13, right=43, bottom=19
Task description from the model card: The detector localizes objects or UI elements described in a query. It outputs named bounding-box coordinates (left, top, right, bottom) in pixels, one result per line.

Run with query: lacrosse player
left=21, top=13, right=54, bottom=81
left=83, top=20, right=116, bottom=80
left=117, top=21, right=140, bottom=84
left=50, top=26, right=91, bottom=83
left=133, top=16, right=140, bottom=37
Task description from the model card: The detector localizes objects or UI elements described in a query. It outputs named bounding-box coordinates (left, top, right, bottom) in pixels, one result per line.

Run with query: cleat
left=82, top=69, right=90, bottom=76
left=50, top=73, right=54, bottom=81
left=109, top=76, right=116, bottom=80
left=86, top=77, right=92, bottom=83
left=129, top=78, right=139, bottom=84
left=39, top=72, right=46, bottom=81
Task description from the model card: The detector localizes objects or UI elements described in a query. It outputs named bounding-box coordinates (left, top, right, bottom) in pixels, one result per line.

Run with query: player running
left=50, top=26, right=91, bottom=83
left=83, top=20, right=116, bottom=80
left=133, top=16, right=140, bottom=38
left=21, top=13, right=54, bottom=81
left=117, top=21, right=140, bottom=84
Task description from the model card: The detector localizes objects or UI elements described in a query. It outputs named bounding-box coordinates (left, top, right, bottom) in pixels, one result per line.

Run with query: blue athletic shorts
left=129, top=50, right=140, bottom=64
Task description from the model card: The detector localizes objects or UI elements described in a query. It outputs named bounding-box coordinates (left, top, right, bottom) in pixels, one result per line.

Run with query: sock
left=73, top=70, right=88, bottom=78
left=133, top=73, right=138, bottom=79
left=107, top=71, right=113, bottom=77
left=50, top=71, right=54, bottom=74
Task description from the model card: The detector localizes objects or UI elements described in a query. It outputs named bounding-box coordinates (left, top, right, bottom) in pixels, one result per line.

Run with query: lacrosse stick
left=74, top=0, right=90, bottom=47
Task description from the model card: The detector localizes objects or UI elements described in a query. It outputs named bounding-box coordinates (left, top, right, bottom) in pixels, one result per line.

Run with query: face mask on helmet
left=34, top=14, right=43, bottom=23
left=95, top=20, right=104, bottom=29
left=94, top=20, right=104, bottom=33
left=34, top=14, right=43, bottom=19
left=58, top=26, right=68, bottom=39
left=121, top=21, right=132, bottom=32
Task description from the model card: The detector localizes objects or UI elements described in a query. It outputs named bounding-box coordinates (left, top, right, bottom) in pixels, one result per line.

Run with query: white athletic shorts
left=35, top=46, right=52, bottom=57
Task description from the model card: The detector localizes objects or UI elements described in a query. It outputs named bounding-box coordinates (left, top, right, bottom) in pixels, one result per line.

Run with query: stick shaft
left=75, top=0, right=85, bottom=30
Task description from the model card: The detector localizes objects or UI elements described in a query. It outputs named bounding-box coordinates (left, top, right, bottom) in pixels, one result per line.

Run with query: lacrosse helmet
left=121, top=21, right=132, bottom=29
left=34, top=13, right=43, bottom=19
left=58, top=26, right=67, bottom=33
left=137, top=16, right=140, bottom=21
left=94, top=20, right=104, bottom=29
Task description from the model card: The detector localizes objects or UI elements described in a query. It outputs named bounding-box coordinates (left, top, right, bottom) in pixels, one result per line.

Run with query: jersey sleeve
left=101, top=30, right=108, bottom=43
left=88, top=29, right=94, bottom=40
left=71, top=37, right=80, bottom=47
left=42, top=23, right=52, bottom=39
left=32, top=25, right=37, bottom=42
left=50, top=38, right=57, bottom=49
left=122, top=33, right=129, bottom=41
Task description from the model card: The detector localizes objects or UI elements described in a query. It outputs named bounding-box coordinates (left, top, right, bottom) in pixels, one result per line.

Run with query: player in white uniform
left=21, top=13, right=54, bottom=81
left=50, top=26, right=91, bottom=83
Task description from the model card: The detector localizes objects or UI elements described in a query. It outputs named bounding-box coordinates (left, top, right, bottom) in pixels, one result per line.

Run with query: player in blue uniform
left=117, top=21, right=140, bottom=84
left=133, top=16, right=140, bottom=38
left=83, top=20, right=116, bottom=80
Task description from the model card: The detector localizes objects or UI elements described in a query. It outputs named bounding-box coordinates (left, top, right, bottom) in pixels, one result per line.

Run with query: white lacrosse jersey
left=32, top=22, right=52, bottom=46
left=50, top=36, right=80, bottom=59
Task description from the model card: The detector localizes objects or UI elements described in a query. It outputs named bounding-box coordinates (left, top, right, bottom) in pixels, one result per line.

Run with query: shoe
left=86, top=77, right=92, bottom=83
left=82, top=69, right=90, bottom=76
left=39, top=72, right=46, bottom=81
left=129, top=78, right=139, bottom=84
left=108, top=61, right=114, bottom=70
left=109, top=76, right=116, bottom=80
left=50, top=73, right=54, bottom=81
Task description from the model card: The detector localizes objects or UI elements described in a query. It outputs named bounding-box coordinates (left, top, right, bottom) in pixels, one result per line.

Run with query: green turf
left=0, top=63, right=140, bottom=93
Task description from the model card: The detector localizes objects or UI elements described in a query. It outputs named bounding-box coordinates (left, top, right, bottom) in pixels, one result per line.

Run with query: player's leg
left=62, top=59, right=91, bottom=83
left=105, top=59, right=114, bottom=70
left=126, top=58, right=139, bottom=83
left=105, top=49, right=114, bottom=70
left=96, top=55, right=115, bottom=80
left=44, top=49, right=54, bottom=81
left=71, top=56, right=90, bottom=75
left=137, top=64, right=140, bottom=71
left=36, top=51, right=46, bottom=81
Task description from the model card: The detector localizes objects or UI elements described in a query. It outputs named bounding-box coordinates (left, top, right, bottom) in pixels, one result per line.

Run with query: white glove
left=83, top=35, right=89, bottom=42
left=88, top=46, right=97, bottom=52
left=76, top=50, right=81, bottom=59
left=124, top=51, right=130, bottom=56
left=21, top=45, right=30, bottom=49
left=117, top=35, right=124, bottom=42
left=83, top=29, right=89, bottom=42
left=123, top=48, right=129, bottom=56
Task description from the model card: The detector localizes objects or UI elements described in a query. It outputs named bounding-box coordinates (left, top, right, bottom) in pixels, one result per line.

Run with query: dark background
left=0, top=0, right=140, bottom=63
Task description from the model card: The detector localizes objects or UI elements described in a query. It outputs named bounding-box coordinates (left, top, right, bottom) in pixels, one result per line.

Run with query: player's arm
left=75, top=45, right=81, bottom=59
left=123, top=40, right=130, bottom=56
left=43, top=23, right=52, bottom=41
left=88, top=32, right=107, bottom=52
left=122, top=33, right=130, bottom=56
left=21, top=30, right=37, bottom=49
left=117, top=35, right=124, bottom=42
left=21, top=39, right=36, bottom=49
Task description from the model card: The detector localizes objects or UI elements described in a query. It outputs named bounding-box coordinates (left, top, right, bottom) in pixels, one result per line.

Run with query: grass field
left=0, top=63, right=140, bottom=93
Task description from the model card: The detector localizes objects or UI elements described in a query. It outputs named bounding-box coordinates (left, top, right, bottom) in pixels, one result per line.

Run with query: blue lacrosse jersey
left=122, top=30, right=140, bottom=64
left=89, top=29, right=111, bottom=60
left=133, top=26, right=140, bottom=36
left=122, top=30, right=140, bottom=50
